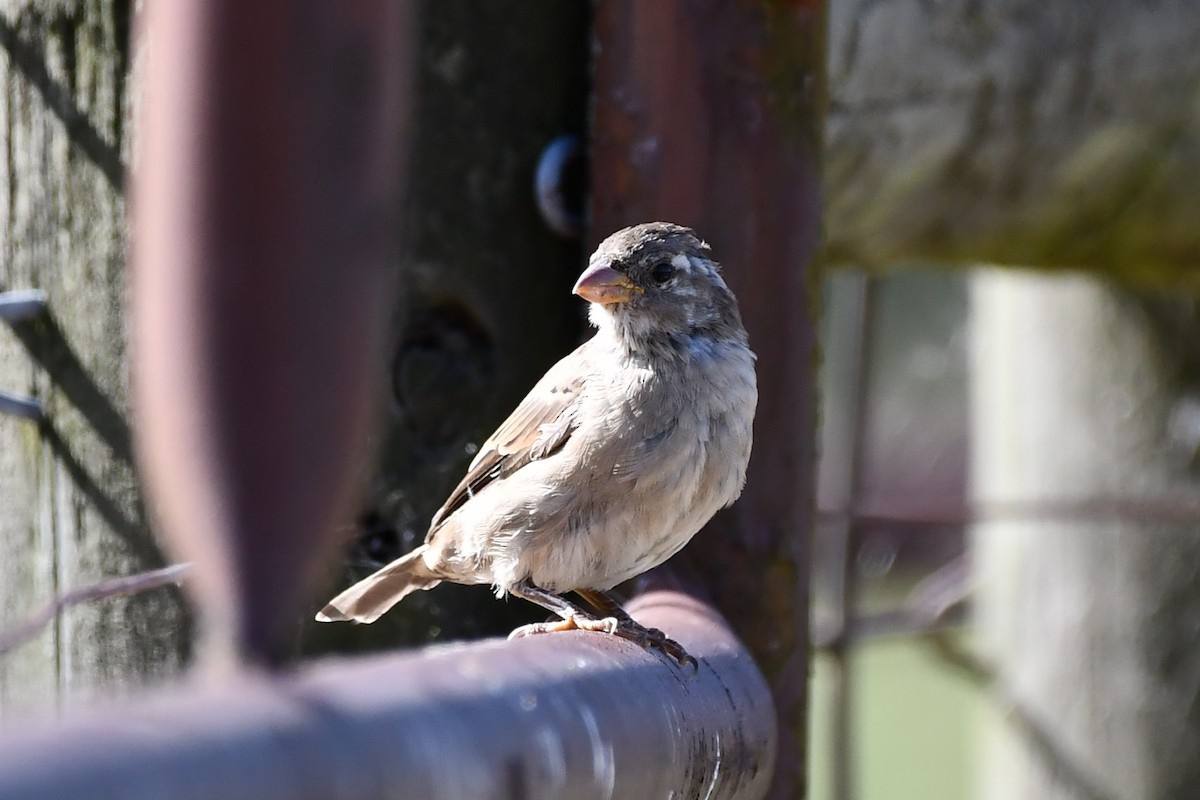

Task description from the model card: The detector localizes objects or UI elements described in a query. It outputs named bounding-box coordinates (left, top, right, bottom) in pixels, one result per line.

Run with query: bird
left=317, top=222, right=757, bottom=667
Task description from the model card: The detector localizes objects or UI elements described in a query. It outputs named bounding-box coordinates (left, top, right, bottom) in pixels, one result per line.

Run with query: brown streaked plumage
left=317, top=222, right=758, bottom=666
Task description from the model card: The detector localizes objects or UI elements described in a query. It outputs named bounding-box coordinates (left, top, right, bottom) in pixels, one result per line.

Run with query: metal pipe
left=0, top=591, right=776, bottom=800
left=130, top=1, right=414, bottom=666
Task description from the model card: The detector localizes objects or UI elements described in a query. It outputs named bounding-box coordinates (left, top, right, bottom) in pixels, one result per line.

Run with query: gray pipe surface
left=0, top=591, right=776, bottom=800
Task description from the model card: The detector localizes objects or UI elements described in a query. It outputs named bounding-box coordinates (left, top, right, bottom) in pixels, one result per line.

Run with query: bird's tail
left=316, top=546, right=442, bottom=624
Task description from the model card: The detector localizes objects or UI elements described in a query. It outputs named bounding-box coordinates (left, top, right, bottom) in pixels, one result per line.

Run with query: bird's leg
left=575, top=588, right=696, bottom=670
left=573, top=588, right=636, bottom=623
left=508, top=579, right=619, bottom=637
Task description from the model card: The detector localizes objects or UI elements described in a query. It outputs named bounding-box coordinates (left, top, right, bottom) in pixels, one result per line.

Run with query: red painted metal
left=590, top=2, right=826, bottom=795
left=130, top=2, right=415, bottom=666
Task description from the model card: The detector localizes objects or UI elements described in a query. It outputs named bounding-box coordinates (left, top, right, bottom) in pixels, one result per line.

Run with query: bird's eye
left=650, top=262, right=675, bottom=284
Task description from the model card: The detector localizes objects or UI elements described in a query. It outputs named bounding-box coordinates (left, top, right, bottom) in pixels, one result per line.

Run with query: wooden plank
left=590, top=2, right=826, bottom=796
left=0, top=0, right=189, bottom=716
left=827, top=0, right=1200, bottom=282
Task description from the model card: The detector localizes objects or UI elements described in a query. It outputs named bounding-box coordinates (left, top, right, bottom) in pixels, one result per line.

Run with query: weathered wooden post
left=822, top=1, right=1200, bottom=798
left=826, top=0, right=1200, bottom=276
left=0, top=1, right=189, bottom=714
left=972, top=276, right=1200, bottom=800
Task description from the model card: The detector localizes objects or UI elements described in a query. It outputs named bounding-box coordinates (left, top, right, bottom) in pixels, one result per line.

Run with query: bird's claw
left=578, top=616, right=620, bottom=635
left=509, top=614, right=619, bottom=639
left=612, top=621, right=697, bottom=671
left=508, top=615, right=696, bottom=670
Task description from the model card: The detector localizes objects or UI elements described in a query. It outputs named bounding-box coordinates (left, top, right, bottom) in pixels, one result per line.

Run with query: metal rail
left=0, top=591, right=776, bottom=800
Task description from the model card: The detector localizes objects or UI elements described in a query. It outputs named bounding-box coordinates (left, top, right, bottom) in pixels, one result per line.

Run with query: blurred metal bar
left=0, top=592, right=776, bottom=800
left=131, top=2, right=414, bottom=666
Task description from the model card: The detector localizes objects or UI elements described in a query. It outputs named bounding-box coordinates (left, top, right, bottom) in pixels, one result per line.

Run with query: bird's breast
left=482, top=338, right=756, bottom=594
left=574, top=346, right=756, bottom=586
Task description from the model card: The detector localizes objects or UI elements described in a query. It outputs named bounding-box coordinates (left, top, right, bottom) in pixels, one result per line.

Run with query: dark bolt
left=0, top=390, right=44, bottom=422
left=535, top=135, right=586, bottom=239
left=0, top=290, right=47, bottom=325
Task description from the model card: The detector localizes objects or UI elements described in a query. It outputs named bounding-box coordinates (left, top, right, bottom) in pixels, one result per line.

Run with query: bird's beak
left=573, top=262, right=642, bottom=305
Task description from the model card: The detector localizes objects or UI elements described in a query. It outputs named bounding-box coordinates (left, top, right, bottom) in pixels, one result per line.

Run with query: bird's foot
left=507, top=609, right=695, bottom=671
left=612, top=620, right=697, bottom=671
left=509, top=614, right=619, bottom=639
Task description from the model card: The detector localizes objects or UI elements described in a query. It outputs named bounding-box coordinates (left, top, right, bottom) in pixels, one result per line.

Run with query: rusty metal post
left=0, top=592, right=775, bottom=800
left=591, top=2, right=826, bottom=796
left=130, top=2, right=414, bottom=667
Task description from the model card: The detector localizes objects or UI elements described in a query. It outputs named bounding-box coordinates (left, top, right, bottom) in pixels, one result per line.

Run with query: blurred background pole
left=972, top=275, right=1200, bottom=800
left=131, top=1, right=415, bottom=669
left=824, top=3, right=1200, bottom=794
left=590, top=2, right=827, bottom=797
left=0, top=2, right=190, bottom=715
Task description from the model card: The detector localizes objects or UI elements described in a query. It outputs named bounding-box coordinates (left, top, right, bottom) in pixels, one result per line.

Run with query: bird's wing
left=427, top=338, right=594, bottom=533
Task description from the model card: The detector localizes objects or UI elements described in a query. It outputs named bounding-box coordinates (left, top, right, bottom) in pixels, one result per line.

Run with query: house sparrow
left=317, top=222, right=757, bottom=667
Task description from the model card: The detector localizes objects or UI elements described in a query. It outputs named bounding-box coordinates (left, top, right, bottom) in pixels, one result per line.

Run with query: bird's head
left=574, top=222, right=745, bottom=354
